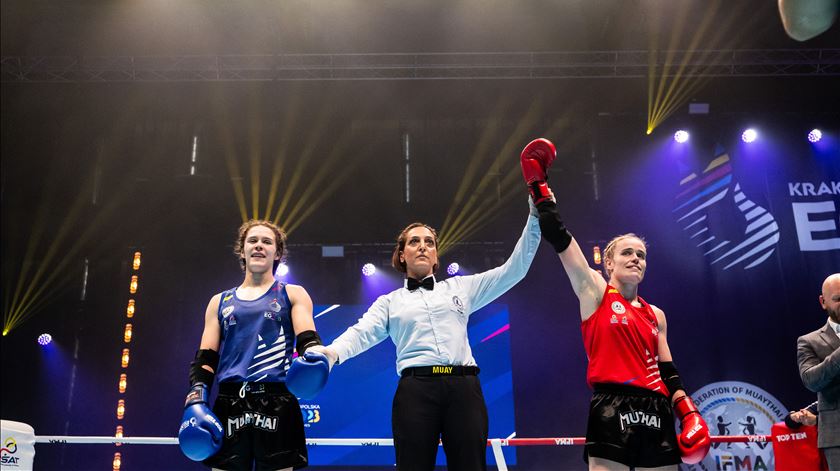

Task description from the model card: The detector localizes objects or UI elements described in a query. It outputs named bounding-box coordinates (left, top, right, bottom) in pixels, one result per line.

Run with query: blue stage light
left=674, top=130, right=689, bottom=143
left=447, top=263, right=460, bottom=275
left=741, top=128, right=758, bottom=143
left=37, top=333, right=52, bottom=346
left=808, top=129, right=822, bottom=143
left=362, top=263, right=376, bottom=277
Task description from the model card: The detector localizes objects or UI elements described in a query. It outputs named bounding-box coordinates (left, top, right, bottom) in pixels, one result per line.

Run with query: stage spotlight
left=129, top=275, right=138, bottom=294
left=37, top=333, right=52, bottom=346
left=447, top=263, right=460, bottom=275
left=741, top=128, right=758, bottom=143
left=674, top=130, right=689, bottom=143
left=276, top=263, right=289, bottom=277
left=362, top=263, right=377, bottom=277
left=808, top=129, right=823, bottom=143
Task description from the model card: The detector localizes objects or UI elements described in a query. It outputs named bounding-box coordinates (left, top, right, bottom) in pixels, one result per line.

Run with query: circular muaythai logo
left=684, top=381, right=786, bottom=471
left=611, top=301, right=626, bottom=314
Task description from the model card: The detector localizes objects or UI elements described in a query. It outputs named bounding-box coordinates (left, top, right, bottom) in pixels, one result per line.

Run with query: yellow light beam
left=440, top=99, right=544, bottom=246
left=440, top=172, right=522, bottom=256
left=209, top=91, right=249, bottom=222
left=282, top=128, right=360, bottom=231
left=441, top=100, right=547, bottom=247
left=249, top=116, right=264, bottom=221
left=264, top=87, right=304, bottom=220
left=285, top=136, right=371, bottom=235
left=648, top=4, right=689, bottom=131
left=442, top=111, right=573, bottom=253
left=5, top=155, right=145, bottom=332
left=651, top=1, right=721, bottom=127
left=4, top=92, right=149, bottom=333
left=8, top=175, right=135, bottom=329
left=270, top=102, right=336, bottom=225
left=439, top=99, right=514, bottom=234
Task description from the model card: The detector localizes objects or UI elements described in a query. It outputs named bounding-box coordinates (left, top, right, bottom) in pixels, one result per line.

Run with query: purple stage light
left=673, top=130, right=689, bottom=143
left=362, top=263, right=376, bottom=277
left=741, top=128, right=758, bottom=143
left=37, top=333, right=52, bottom=346
left=808, top=129, right=822, bottom=143
left=276, top=263, right=289, bottom=277
left=447, top=263, right=460, bottom=275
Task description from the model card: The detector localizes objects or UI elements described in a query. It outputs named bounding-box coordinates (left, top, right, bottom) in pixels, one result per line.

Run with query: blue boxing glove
left=178, top=383, right=224, bottom=461
left=286, top=351, right=330, bottom=400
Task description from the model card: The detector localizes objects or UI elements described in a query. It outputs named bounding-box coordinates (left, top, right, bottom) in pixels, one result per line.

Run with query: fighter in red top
left=582, top=285, right=665, bottom=394
left=520, top=137, right=711, bottom=470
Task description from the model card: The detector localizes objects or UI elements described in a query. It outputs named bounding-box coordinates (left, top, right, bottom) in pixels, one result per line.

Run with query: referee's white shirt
left=330, top=214, right=541, bottom=375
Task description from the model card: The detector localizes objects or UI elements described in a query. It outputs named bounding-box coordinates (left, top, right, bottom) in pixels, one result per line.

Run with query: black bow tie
left=407, top=277, right=435, bottom=291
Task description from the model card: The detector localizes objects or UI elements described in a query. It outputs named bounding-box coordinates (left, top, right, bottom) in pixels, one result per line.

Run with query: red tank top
left=581, top=285, right=668, bottom=396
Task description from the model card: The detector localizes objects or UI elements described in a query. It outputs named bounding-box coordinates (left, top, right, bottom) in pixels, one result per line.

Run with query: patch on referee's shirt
left=451, top=295, right=465, bottom=314
left=619, top=410, right=661, bottom=431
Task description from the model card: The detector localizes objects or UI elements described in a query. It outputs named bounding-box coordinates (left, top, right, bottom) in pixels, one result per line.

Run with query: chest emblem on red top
left=611, top=301, right=626, bottom=314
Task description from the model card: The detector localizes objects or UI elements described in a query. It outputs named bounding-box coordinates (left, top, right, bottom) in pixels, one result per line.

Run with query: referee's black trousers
left=391, top=374, right=488, bottom=471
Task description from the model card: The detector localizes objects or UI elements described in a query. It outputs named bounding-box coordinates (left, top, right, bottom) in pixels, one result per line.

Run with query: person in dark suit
left=798, top=273, right=840, bottom=470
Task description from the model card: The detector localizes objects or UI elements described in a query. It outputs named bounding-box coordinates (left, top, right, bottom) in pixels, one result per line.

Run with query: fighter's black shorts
left=203, top=382, right=308, bottom=471
left=584, top=383, right=681, bottom=468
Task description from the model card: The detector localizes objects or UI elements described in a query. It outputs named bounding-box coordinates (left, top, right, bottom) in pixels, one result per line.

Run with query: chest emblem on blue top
left=222, top=305, right=234, bottom=318
left=269, top=299, right=282, bottom=312
left=263, top=311, right=282, bottom=321
left=451, top=296, right=465, bottom=314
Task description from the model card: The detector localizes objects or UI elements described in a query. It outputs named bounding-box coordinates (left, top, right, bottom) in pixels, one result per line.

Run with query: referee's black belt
left=218, top=381, right=289, bottom=395
left=401, top=365, right=480, bottom=377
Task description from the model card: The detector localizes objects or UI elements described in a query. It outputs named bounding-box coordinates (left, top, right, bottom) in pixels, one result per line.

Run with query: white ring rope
left=34, top=435, right=771, bottom=446
left=31, top=435, right=775, bottom=471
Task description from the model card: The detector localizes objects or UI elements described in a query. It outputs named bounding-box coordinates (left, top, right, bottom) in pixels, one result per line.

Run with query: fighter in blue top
left=178, top=220, right=328, bottom=471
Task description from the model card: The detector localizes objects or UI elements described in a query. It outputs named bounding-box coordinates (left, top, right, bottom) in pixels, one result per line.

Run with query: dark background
left=2, top=1, right=839, bottom=469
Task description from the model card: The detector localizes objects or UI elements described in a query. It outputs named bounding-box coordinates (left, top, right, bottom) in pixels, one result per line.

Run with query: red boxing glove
left=674, top=395, right=711, bottom=464
left=519, top=138, right=556, bottom=205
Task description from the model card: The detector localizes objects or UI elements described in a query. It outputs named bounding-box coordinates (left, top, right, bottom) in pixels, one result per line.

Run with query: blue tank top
left=215, top=281, right=295, bottom=383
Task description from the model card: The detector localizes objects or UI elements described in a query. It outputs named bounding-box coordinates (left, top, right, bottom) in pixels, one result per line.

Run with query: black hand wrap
left=296, top=330, right=323, bottom=356
left=658, top=361, right=685, bottom=399
left=189, top=349, right=219, bottom=387
left=536, top=200, right=573, bottom=253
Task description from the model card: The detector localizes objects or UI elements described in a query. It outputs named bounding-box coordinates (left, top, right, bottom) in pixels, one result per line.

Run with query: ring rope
left=34, top=435, right=772, bottom=446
